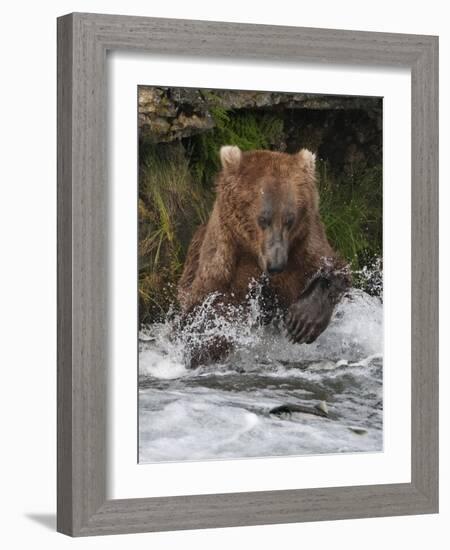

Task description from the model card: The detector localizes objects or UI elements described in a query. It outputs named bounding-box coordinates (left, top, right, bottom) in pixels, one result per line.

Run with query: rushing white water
left=139, top=287, right=383, bottom=463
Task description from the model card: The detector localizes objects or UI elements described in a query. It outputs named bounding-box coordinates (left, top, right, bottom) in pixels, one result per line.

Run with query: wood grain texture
left=410, top=37, right=439, bottom=506
left=58, top=13, right=108, bottom=535
left=57, top=13, right=73, bottom=535
left=57, top=12, right=439, bottom=537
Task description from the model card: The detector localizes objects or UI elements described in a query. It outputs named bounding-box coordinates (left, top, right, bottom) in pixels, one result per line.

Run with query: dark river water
left=138, top=288, right=383, bottom=462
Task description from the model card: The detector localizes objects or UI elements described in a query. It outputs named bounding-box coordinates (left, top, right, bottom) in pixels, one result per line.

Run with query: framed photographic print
left=57, top=13, right=438, bottom=536
left=137, top=86, right=383, bottom=463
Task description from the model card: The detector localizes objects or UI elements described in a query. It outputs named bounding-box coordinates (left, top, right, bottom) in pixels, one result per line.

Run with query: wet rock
left=138, top=87, right=177, bottom=116
left=269, top=405, right=292, bottom=419
left=171, top=112, right=214, bottom=137
left=348, top=426, right=368, bottom=435
left=315, top=401, right=329, bottom=416
left=270, top=401, right=330, bottom=419
left=144, top=116, right=171, bottom=137
left=138, top=86, right=382, bottom=172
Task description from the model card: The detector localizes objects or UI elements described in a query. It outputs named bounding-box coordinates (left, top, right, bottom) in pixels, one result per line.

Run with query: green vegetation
left=139, top=108, right=382, bottom=324
left=317, top=159, right=382, bottom=295
left=138, top=142, right=213, bottom=323
left=317, top=160, right=382, bottom=269
left=188, top=108, right=284, bottom=185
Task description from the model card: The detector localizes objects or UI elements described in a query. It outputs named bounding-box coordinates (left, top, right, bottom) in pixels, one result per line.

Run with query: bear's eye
left=285, top=215, right=295, bottom=229
left=258, top=215, right=271, bottom=229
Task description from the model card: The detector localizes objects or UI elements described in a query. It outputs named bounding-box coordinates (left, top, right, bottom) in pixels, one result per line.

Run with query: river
left=139, top=288, right=383, bottom=462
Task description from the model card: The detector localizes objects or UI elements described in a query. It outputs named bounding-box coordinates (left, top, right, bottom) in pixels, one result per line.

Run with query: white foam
left=139, top=349, right=187, bottom=379
left=138, top=284, right=383, bottom=462
left=139, top=287, right=383, bottom=376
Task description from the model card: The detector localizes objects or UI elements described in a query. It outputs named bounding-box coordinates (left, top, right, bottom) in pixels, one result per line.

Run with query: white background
left=109, top=55, right=411, bottom=498
left=0, top=1, right=447, bottom=548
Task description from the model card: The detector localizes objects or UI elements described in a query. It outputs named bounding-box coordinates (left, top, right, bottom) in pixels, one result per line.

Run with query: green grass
left=188, top=108, right=284, bottom=185
left=138, top=111, right=382, bottom=323
left=138, top=143, right=213, bottom=323
left=317, top=160, right=382, bottom=270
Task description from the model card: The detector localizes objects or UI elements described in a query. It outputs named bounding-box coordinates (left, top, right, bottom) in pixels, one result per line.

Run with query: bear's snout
left=266, top=243, right=288, bottom=275
left=267, top=264, right=285, bottom=275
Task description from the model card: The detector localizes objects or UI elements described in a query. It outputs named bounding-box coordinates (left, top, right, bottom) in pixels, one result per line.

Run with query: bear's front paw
left=285, top=298, right=333, bottom=345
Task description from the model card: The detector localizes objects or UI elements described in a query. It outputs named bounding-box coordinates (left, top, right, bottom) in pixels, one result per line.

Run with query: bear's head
left=217, top=145, right=319, bottom=274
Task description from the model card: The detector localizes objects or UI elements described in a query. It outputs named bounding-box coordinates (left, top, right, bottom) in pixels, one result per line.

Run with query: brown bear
left=178, top=145, right=350, bottom=367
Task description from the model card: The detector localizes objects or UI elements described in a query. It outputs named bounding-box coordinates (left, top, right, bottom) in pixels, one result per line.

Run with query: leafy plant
left=188, top=109, right=284, bottom=185
left=138, top=101, right=383, bottom=323
left=317, top=159, right=382, bottom=270
left=138, top=143, right=213, bottom=323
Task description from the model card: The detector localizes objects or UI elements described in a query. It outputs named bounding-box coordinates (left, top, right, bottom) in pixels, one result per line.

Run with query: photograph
left=137, top=86, right=384, bottom=462
left=0, top=0, right=442, bottom=542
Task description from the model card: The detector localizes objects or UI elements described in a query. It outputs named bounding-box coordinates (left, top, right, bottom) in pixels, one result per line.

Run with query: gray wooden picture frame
left=57, top=12, right=438, bottom=537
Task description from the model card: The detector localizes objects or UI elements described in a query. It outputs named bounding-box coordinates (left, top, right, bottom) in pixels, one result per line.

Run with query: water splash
left=352, top=257, right=383, bottom=297
left=139, top=267, right=383, bottom=462
left=140, top=288, right=382, bottom=378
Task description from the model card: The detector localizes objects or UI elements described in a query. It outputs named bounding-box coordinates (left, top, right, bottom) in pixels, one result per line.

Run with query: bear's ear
left=297, top=148, right=316, bottom=172
left=220, top=145, right=242, bottom=172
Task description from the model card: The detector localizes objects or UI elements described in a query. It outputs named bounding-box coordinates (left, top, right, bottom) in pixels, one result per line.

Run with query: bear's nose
left=267, top=263, right=285, bottom=275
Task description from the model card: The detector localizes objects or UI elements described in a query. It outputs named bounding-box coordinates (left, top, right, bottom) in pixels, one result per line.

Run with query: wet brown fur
left=178, top=146, right=345, bottom=313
